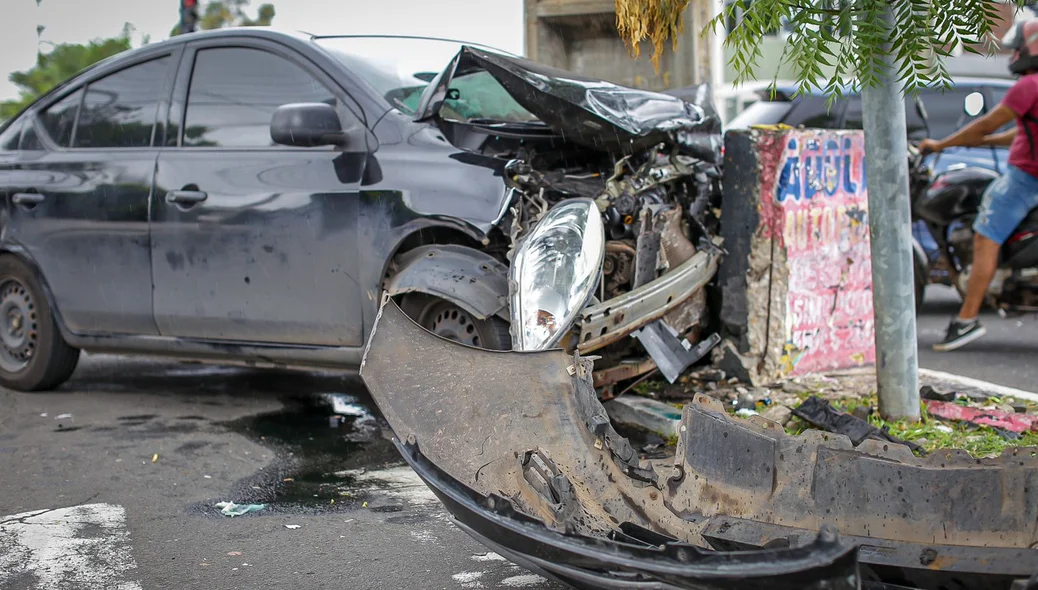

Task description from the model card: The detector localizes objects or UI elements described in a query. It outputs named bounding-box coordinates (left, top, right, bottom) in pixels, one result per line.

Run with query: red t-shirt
left=1003, top=73, right=1038, bottom=179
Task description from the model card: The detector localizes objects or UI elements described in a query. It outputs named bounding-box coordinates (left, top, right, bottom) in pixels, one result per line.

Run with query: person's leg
left=957, top=233, right=1000, bottom=320
left=934, top=166, right=1037, bottom=351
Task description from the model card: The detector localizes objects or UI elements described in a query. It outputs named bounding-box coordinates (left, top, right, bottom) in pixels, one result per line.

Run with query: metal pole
left=860, top=5, right=920, bottom=421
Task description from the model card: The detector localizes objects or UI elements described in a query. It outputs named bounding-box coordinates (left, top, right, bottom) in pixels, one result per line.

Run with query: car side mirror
left=964, top=92, right=985, bottom=117
left=270, top=103, right=345, bottom=147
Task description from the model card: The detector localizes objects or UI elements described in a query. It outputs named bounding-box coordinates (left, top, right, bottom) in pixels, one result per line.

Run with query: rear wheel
left=0, top=256, right=80, bottom=391
left=400, top=294, right=511, bottom=351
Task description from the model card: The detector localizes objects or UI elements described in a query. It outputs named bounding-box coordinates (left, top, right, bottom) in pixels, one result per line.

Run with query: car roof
left=762, top=76, right=1014, bottom=99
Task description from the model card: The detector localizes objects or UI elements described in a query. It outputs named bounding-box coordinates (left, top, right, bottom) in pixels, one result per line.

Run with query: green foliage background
left=1, top=0, right=275, bottom=123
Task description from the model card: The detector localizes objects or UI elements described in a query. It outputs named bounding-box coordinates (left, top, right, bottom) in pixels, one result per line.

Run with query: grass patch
left=780, top=395, right=1038, bottom=457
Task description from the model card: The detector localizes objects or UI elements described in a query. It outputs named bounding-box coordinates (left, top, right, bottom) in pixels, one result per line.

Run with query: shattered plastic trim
left=361, top=295, right=1038, bottom=589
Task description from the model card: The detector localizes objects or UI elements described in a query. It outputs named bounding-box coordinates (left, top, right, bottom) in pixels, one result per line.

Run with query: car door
left=0, top=53, right=176, bottom=336
left=151, top=40, right=366, bottom=346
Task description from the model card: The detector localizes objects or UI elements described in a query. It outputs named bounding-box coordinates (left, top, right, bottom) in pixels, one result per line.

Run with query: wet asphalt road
left=917, top=285, right=1038, bottom=391
left=0, top=291, right=1034, bottom=590
left=0, top=355, right=564, bottom=590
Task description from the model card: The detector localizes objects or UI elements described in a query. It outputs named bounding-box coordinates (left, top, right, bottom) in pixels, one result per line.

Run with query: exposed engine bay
left=500, top=144, right=721, bottom=363
left=416, top=45, right=726, bottom=392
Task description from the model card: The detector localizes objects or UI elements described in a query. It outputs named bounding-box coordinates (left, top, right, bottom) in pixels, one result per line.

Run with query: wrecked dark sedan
left=0, top=29, right=723, bottom=391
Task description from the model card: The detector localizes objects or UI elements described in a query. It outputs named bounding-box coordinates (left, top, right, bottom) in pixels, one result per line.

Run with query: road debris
left=792, top=396, right=925, bottom=454
left=151, top=453, right=159, bottom=463
left=925, top=400, right=1038, bottom=434
left=215, top=501, right=266, bottom=517
left=284, top=524, right=301, bottom=530
left=54, top=413, right=72, bottom=420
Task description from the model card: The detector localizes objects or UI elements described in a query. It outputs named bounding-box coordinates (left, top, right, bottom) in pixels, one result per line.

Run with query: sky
left=0, top=0, right=526, bottom=101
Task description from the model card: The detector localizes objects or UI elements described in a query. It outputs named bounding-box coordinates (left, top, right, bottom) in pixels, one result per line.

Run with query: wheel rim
left=0, top=279, right=37, bottom=373
left=425, top=303, right=483, bottom=348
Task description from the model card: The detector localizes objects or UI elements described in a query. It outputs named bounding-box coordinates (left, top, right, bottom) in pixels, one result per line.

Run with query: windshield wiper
left=467, top=118, right=545, bottom=127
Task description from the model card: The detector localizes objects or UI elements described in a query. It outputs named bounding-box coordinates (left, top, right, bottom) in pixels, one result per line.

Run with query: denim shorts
left=974, top=164, right=1038, bottom=244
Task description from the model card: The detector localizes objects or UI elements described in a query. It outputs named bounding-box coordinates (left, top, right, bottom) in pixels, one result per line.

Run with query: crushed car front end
left=416, top=45, right=727, bottom=391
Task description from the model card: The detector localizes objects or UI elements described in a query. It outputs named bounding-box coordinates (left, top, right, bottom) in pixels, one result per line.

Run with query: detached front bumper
left=360, top=295, right=1038, bottom=590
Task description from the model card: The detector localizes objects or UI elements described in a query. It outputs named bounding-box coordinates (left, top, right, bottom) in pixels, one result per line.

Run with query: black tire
left=0, top=256, right=80, bottom=391
left=913, top=248, right=927, bottom=313
left=914, top=270, right=925, bottom=312
left=399, top=294, right=512, bottom=351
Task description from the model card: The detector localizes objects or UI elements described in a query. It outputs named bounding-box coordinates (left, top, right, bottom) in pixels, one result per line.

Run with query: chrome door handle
left=165, top=190, right=208, bottom=205
left=12, top=193, right=44, bottom=207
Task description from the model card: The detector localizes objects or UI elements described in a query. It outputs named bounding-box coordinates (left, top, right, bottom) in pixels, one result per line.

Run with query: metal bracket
left=632, top=320, right=720, bottom=383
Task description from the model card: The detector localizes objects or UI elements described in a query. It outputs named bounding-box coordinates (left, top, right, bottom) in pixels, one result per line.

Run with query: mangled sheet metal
left=417, top=46, right=722, bottom=159
left=361, top=295, right=1038, bottom=590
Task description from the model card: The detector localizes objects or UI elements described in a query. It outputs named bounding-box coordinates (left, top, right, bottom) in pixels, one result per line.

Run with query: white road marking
left=0, top=503, right=142, bottom=590
left=500, top=573, right=548, bottom=587
left=920, top=368, right=1038, bottom=402
left=335, top=465, right=439, bottom=507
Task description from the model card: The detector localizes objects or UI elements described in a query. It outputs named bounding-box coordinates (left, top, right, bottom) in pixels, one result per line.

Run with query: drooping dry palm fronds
left=615, top=0, right=692, bottom=72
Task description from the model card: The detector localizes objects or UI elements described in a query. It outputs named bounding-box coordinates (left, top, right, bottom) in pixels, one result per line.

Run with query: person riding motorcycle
left=919, top=20, right=1038, bottom=351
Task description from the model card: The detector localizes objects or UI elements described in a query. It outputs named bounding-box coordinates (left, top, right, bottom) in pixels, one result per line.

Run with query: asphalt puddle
left=210, top=391, right=436, bottom=516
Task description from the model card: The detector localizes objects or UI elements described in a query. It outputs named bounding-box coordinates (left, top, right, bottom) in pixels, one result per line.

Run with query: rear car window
left=75, top=57, right=170, bottom=149
left=38, top=89, right=83, bottom=148
left=725, top=100, right=790, bottom=129
left=783, top=96, right=844, bottom=129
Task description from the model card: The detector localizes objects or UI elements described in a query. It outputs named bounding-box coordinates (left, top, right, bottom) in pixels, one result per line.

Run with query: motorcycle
left=909, top=96, right=1038, bottom=315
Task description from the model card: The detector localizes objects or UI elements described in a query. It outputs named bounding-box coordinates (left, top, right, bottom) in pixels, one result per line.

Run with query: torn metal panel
left=577, top=237, right=722, bottom=353
left=416, top=46, right=721, bottom=158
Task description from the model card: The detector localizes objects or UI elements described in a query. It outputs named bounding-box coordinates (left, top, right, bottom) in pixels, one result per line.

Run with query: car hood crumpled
left=415, top=45, right=721, bottom=161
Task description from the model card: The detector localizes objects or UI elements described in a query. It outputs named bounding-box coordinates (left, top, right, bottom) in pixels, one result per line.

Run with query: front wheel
left=0, top=256, right=80, bottom=391
left=399, top=294, right=512, bottom=351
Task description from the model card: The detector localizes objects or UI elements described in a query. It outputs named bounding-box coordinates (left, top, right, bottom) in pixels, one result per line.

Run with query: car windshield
left=315, top=37, right=539, bottom=124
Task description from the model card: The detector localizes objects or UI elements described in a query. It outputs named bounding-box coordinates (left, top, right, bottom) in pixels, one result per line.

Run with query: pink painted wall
left=767, top=130, right=876, bottom=375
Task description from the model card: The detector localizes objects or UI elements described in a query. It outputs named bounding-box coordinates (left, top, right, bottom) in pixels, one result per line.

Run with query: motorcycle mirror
left=964, top=92, right=985, bottom=117
left=913, top=95, right=931, bottom=139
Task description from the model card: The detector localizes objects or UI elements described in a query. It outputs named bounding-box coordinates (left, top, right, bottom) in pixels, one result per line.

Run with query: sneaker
left=932, top=318, right=987, bottom=352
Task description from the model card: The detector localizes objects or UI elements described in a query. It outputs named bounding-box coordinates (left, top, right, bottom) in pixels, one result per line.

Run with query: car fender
left=0, top=244, right=76, bottom=342
left=383, top=244, right=509, bottom=321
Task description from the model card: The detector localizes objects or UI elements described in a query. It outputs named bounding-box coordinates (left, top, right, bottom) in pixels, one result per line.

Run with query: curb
left=919, top=368, right=1038, bottom=403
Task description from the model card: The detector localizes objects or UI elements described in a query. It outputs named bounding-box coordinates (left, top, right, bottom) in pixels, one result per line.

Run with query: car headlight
left=509, top=198, right=605, bottom=350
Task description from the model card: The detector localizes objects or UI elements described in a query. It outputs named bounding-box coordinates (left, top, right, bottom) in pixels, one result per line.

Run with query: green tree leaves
left=173, top=0, right=276, bottom=36
left=1, top=1, right=277, bottom=124
left=717, top=0, right=1022, bottom=100
left=0, top=31, right=131, bottom=122
left=616, top=0, right=1028, bottom=101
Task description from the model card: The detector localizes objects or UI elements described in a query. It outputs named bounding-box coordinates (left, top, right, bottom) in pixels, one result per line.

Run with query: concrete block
left=604, top=397, right=681, bottom=438
left=717, top=129, right=876, bottom=384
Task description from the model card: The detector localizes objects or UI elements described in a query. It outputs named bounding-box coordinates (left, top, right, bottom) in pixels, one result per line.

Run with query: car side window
left=75, top=57, right=170, bottom=149
left=919, top=88, right=970, bottom=139
left=783, top=96, right=843, bottom=129
left=37, top=89, right=83, bottom=147
left=0, top=118, right=22, bottom=151
left=183, top=47, right=337, bottom=148
left=843, top=97, right=863, bottom=130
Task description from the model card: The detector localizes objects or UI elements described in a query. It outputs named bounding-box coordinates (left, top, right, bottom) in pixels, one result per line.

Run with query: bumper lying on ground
left=360, top=295, right=1038, bottom=590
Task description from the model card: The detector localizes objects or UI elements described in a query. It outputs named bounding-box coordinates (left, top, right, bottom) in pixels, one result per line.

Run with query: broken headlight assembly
left=509, top=198, right=604, bottom=350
